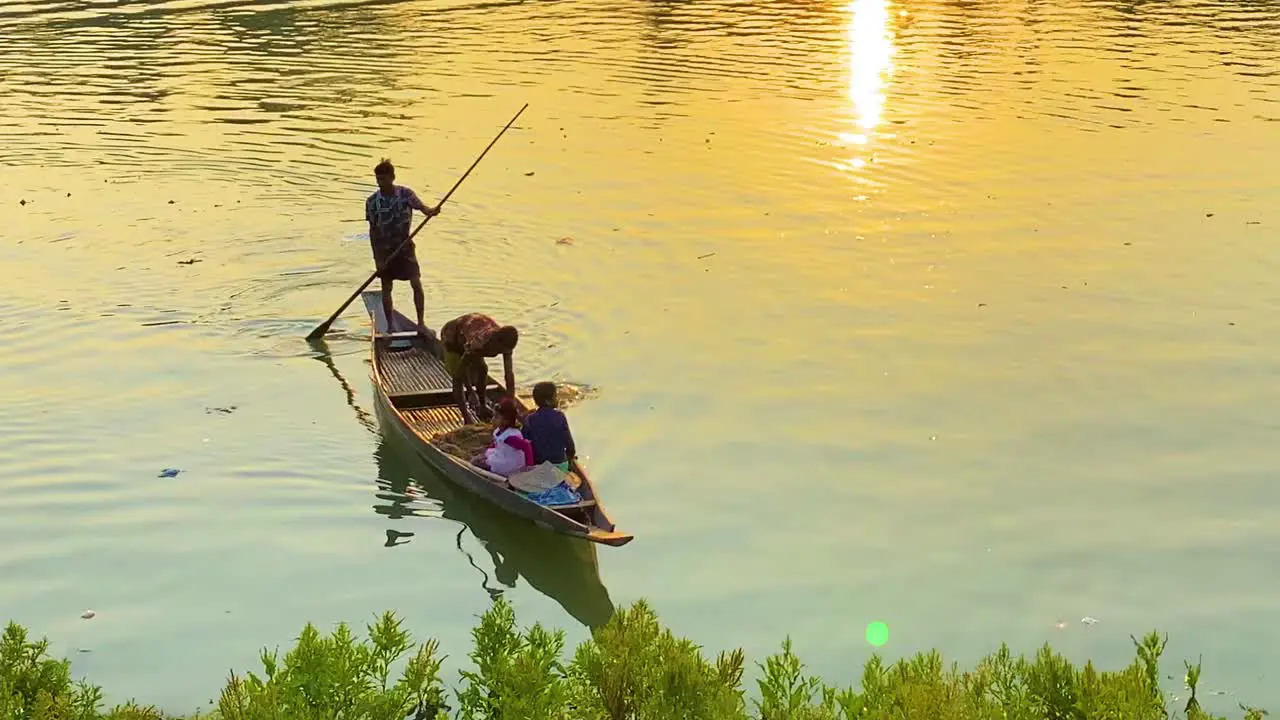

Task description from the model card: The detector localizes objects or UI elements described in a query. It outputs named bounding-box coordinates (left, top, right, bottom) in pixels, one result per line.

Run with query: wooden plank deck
left=380, top=349, right=456, bottom=395
left=403, top=405, right=468, bottom=436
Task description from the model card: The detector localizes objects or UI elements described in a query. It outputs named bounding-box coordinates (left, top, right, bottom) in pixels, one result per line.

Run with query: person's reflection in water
left=385, top=529, right=415, bottom=547
left=490, top=547, right=518, bottom=588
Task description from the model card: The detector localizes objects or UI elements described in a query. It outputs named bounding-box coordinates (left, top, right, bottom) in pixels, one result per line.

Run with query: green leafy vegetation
left=1, top=599, right=1266, bottom=720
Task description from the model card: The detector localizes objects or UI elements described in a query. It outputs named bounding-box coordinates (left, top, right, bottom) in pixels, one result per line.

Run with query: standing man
left=366, top=158, right=440, bottom=338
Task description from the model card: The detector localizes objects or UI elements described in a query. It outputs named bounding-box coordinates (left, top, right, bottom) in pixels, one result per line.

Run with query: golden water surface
left=1, top=0, right=1279, bottom=711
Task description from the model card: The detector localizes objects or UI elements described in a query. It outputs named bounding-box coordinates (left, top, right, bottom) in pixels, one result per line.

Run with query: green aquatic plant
left=0, top=602, right=1268, bottom=720
left=455, top=597, right=568, bottom=719
left=0, top=621, right=165, bottom=720
left=212, top=611, right=447, bottom=720
left=566, top=599, right=746, bottom=720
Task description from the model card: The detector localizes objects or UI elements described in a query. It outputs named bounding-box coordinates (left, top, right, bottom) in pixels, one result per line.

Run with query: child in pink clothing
left=471, top=397, right=533, bottom=476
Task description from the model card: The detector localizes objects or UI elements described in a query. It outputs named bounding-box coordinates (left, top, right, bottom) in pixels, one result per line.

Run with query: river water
left=1, top=0, right=1278, bottom=712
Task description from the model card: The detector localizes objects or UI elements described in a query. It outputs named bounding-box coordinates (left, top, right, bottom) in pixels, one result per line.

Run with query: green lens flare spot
left=865, top=621, right=889, bottom=647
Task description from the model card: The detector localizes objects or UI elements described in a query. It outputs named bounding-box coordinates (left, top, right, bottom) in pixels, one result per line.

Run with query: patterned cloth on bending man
left=441, top=313, right=502, bottom=355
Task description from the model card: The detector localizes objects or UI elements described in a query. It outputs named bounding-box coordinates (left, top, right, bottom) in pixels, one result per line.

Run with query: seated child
left=471, top=397, right=534, bottom=477
left=520, top=381, right=577, bottom=472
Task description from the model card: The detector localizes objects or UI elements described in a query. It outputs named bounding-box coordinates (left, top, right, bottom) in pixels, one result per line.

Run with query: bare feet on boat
left=474, top=397, right=495, bottom=422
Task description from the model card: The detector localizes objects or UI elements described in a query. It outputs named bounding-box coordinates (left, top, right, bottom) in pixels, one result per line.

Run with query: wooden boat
left=361, top=290, right=634, bottom=547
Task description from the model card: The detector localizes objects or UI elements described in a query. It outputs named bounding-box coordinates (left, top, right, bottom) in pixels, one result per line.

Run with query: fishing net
left=431, top=424, right=494, bottom=460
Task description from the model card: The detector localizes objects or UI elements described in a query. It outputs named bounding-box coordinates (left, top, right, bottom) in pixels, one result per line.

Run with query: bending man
left=440, top=312, right=519, bottom=424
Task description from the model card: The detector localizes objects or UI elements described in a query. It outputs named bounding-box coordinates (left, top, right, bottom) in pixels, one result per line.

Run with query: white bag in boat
left=508, top=461, right=568, bottom=492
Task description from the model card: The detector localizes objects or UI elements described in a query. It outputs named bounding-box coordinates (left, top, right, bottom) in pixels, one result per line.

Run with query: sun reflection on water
left=839, top=0, right=896, bottom=150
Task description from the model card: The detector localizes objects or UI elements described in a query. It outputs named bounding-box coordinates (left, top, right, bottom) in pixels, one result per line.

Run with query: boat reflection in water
left=369, top=400, right=617, bottom=631
left=309, top=340, right=616, bottom=631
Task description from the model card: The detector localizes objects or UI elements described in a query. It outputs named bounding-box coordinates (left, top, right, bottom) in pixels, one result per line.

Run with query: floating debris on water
left=205, top=405, right=237, bottom=415
left=158, top=468, right=181, bottom=478
left=81, top=610, right=96, bottom=620
left=1081, top=616, right=1098, bottom=625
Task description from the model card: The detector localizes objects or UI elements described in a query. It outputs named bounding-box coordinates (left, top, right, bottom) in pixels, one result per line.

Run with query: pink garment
left=484, top=426, right=533, bottom=476
left=502, top=434, right=535, bottom=466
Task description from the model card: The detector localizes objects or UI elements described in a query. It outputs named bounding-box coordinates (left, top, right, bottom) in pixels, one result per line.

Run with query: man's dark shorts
left=377, top=240, right=420, bottom=281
